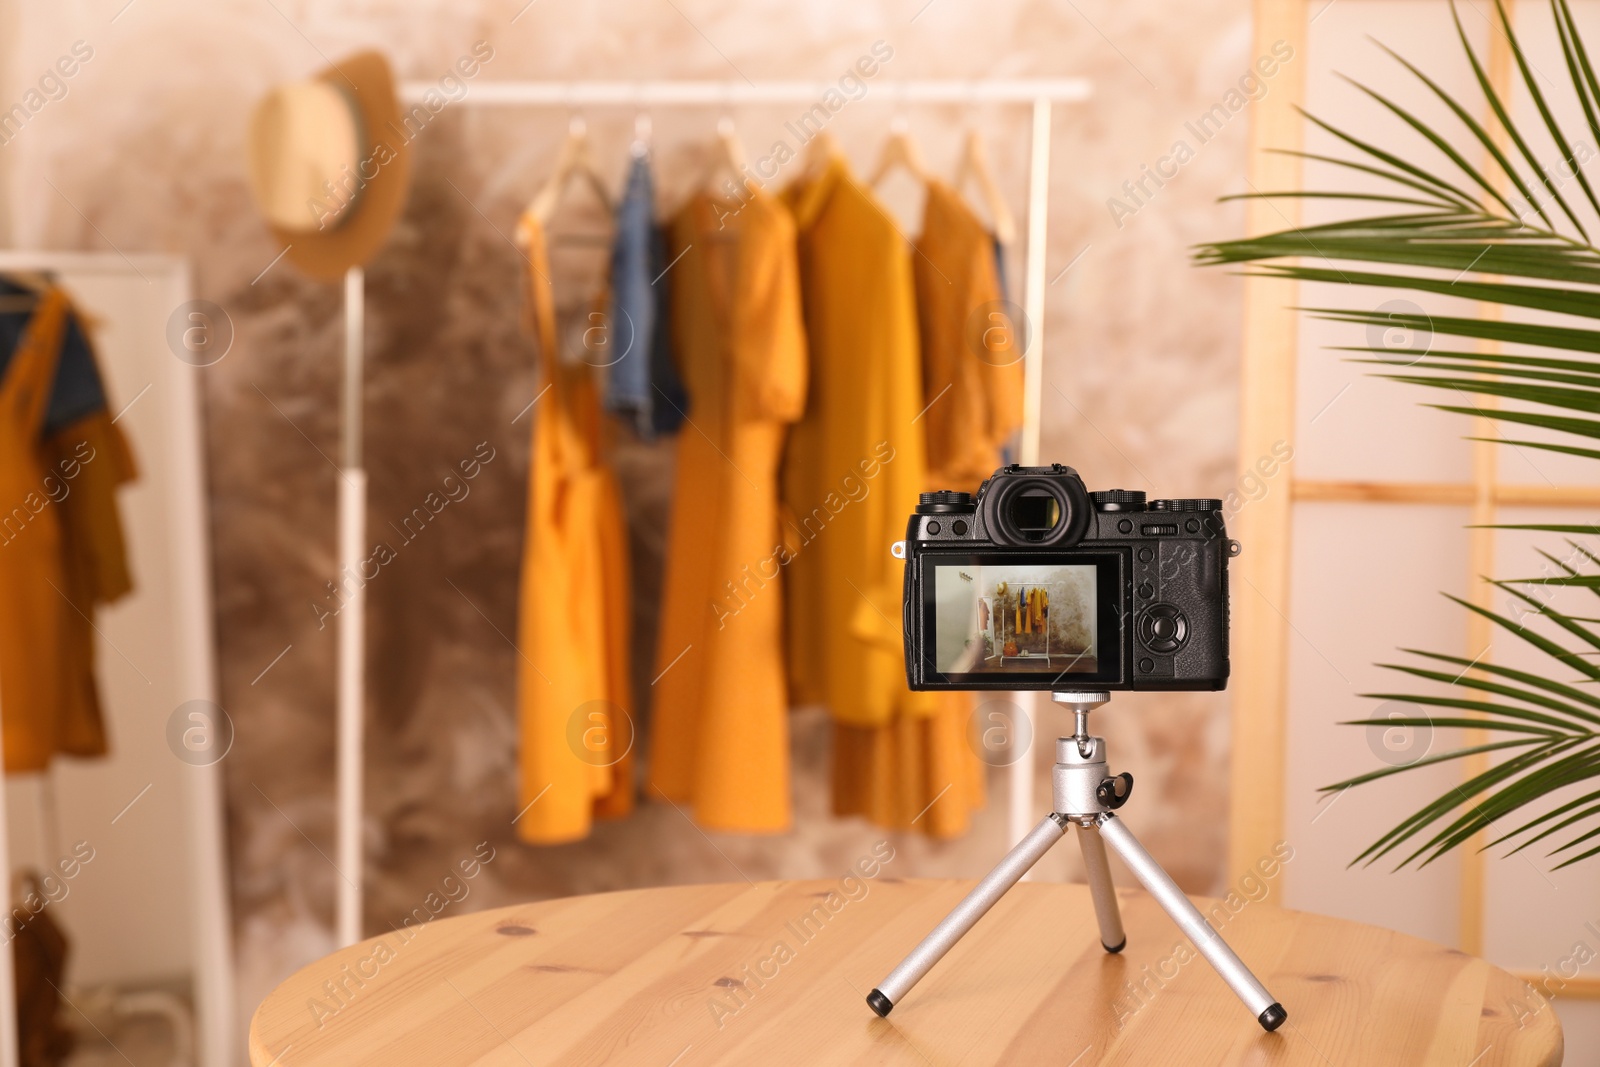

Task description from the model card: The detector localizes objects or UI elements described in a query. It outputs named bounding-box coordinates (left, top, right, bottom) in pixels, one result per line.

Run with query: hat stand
left=336, top=265, right=366, bottom=948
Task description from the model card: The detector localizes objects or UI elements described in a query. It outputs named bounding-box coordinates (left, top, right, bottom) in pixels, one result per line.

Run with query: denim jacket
left=606, top=155, right=687, bottom=437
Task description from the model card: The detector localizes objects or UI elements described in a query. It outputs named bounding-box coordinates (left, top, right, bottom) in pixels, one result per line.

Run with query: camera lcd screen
left=920, top=552, right=1126, bottom=687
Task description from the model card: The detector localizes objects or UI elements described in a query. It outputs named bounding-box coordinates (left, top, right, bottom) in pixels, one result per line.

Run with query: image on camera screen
left=933, top=563, right=1098, bottom=674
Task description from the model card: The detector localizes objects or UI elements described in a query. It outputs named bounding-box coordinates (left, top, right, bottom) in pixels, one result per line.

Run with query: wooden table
left=250, top=879, right=1562, bottom=1065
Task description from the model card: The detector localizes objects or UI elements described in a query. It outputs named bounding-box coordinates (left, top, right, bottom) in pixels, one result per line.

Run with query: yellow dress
left=515, top=218, right=635, bottom=844
left=783, top=156, right=983, bottom=838
left=647, top=187, right=807, bottom=832
left=913, top=181, right=1023, bottom=488
left=0, top=289, right=135, bottom=772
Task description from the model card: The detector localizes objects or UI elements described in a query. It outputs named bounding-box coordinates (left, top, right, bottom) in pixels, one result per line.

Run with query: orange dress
left=48, top=405, right=135, bottom=760
left=0, top=290, right=134, bottom=771
left=648, top=186, right=807, bottom=832
left=913, top=181, right=1023, bottom=488
left=515, top=218, right=635, bottom=844
left=782, top=157, right=983, bottom=838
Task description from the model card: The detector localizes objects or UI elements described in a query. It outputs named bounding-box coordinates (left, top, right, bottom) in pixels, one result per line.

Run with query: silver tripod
left=867, top=691, right=1286, bottom=1032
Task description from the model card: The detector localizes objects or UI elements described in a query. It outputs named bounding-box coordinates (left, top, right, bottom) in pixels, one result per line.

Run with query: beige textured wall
left=0, top=0, right=1259, bottom=1024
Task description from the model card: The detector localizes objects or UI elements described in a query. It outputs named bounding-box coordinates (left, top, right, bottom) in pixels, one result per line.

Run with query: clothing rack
left=995, top=580, right=1066, bottom=667
left=332, top=77, right=1093, bottom=947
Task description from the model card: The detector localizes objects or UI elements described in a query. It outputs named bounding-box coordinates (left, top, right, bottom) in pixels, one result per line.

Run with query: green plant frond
left=1382, top=374, right=1600, bottom=416
left=1227, top=240, right=1600, bottom=288
left=1308, top=309, right=1600, bottom=355
left=1468, top=436, right=1600, bottom=464
left=1402, top=648, right=1600, bottom=714
left=1356, top=692, right=1595, bottom=735
left=1260, top=149, right=1478, bottom=208
left=1344, top=739, right=1572, bottom=866
left=1493, top=0, right=1600, bottom=223
left=1373, top=34, right=1555, bottom=221
left=1337, top=72, right=1526, bottom=220
left=1254, top=265, right=1600, bottom=320
left=1295, top=105, right=1487, bottom=211
left=1390, top=738, right=1599, bottom=866
left=1486, top=582, right=1600, bottom=662
left=1339, top=347, right=1600, bottom=378
left=1197, top=0, right=1600, bottom=866
left=1489, top=785, right=1600, bottom=848
left=1371, top=665, right=1600, bottom=725
left=1218, top=192, right=1464, bottom=211
left=1506, top=572, right=1600, bottom=586
left=1567, top=538, right=1600, bottom=569
left=1547, top=813, right=1600, bottom=860
left=1430, top=404, right=1600, bottom=442
left=1553, top=0, right=1600, bottom=168
left=1439, top=591, right=1600, bottom=678
left=1491, top=524, right=1600, bottom=534
left=1453, top=0, right=1581, bottom=234
left=1553, top=841, right=1600, bottom=867
left=1362, top=360, right=1600, bottom=392
left=1505, top=799, right=1600, bottom=853
left=1345, top=716, right=1562, bottom=735
left=1323, top=737, right=1545, bottom=796
left=1404, top=742, right=1600, bottom=866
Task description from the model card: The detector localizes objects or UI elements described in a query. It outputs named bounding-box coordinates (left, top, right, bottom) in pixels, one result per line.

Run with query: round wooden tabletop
left=250, top=879, right=1561, bottom=1066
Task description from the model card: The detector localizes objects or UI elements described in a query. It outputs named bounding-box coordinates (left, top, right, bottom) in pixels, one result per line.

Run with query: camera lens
left=1008, top=492, right=1061, bottom=533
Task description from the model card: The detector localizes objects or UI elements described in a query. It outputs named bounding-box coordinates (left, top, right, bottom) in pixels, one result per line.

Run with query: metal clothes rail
left=333, top=77, right=1093, bottom=947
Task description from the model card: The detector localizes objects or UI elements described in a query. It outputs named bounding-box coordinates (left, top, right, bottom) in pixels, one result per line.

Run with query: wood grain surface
left=250, top=879, right=1562, bottom=1066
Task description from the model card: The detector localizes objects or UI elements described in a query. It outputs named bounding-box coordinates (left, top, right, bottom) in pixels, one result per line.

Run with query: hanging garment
left=783, top=155, right=982, bottom=838
left=0, top=289, right=134, bottom=772
left=605, top=155, right=688, bottom=438
left=648, top=184, right=807, bottom=832
left=0, top=290, right=69, bottom=772
left=0, top=278, right=105, bottom=435
left=913, top=181, right=1023, bottom=489
left=48, top=406, right=135, bottom=760
left=515, top=217, right=635, bottom=844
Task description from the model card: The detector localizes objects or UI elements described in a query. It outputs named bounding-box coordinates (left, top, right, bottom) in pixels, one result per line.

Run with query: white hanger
left=800, top=127, right=842, bottom=182
left=870, top=115, right=934, bottom=188
left=702, top=114, right=751, bottom=195
left=630, top=83, right=652, bottom=159
left=519, top=114, right=615, bottom=242
left=631, top=110, right=653, bottom=159
left=954, top=127, right=1018, bottom=246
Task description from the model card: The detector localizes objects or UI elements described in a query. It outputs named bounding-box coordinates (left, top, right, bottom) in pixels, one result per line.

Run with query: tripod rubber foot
left=867, top=989, right=894, bottom=1017
left=1102, top=937, right=1126, bottom=954
left=1258, top=1003, right=1287, bottom=1032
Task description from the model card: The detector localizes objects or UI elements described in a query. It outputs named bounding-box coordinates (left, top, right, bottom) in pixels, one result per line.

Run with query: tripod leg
left=1095, top=813, right=1287, bottom=1033
left=1074, top=822, right=1126, bottom=953
left=868, top=814, right=1067, bottom=1016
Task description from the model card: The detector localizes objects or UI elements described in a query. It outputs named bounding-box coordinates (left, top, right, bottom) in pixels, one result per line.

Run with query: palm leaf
left=1197, top=0, right=1600, bottom=867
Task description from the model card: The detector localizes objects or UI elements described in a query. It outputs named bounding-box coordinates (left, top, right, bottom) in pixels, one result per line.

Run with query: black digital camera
left=899, top=464, right=1238, bottom=691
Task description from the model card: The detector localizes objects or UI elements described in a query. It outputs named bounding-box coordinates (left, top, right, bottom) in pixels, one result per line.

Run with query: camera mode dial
left=1090, top=489, right=1146, bottom=512
left=1149, top=498, right=1223, bottom=512
left=917, top=491, right=975, bottom=514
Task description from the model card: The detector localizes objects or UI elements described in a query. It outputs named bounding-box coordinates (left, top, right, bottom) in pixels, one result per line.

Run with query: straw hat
left=246, top=51, right=412, bottom=281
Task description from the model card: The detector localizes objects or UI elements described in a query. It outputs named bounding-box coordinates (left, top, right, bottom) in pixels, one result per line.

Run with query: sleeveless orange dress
left=514, top=219, right=635, bottom=844
left=0, top=290, right=74, bottom=770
